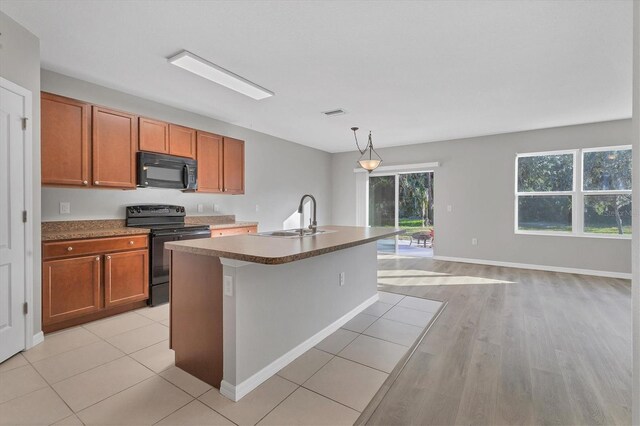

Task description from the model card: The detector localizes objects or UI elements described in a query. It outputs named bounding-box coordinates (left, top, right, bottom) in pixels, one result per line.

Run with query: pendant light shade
left=351, top=127, right=382, bottom=172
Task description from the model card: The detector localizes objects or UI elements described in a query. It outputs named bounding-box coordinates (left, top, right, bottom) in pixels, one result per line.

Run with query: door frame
left=1, top=77, right=36, bottom=350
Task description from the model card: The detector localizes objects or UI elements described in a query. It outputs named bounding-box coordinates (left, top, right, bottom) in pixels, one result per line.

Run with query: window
left=582, top=147, right=632, bottom=236
left=516, top=146, right=631, bottom=238
left=516, top=151, right=575, bottom=233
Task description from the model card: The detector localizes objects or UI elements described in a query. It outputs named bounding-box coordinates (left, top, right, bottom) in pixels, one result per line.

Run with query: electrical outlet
left=471, top=238, right=478, bottom=246
left=447, top=205, right=453, bottom=212
left=59, top=202, right=70, bottom=214
left=339, top=272, right=345, bottom=286
left=255, top=204, right=260, bottom=212
left=223, top=276, right=234, bottom=296
left=197, top=204, right=204, bottom=213
left=213, top=203, right=221, bottom=213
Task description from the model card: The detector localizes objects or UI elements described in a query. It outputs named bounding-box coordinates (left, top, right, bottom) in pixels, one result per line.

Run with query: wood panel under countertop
left=170, top=250, right=223, bottom=388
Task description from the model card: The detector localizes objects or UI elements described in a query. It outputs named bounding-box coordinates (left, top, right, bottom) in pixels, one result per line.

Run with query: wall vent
left=322, top=109, right=346, bottom=117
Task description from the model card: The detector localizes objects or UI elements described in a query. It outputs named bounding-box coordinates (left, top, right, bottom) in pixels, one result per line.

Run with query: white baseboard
left=433, top=256, right=631, bottom=280
left=30, top=331, right=44, bottom=348
left=219, top=293, right=379, bottom=402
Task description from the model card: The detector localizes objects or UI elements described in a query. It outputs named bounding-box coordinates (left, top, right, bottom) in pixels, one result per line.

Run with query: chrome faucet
left=298, top=194, right=317, bottom=234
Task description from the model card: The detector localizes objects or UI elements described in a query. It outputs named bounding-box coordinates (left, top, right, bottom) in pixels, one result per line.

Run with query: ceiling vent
left=323, top=109, right=346, bottom=117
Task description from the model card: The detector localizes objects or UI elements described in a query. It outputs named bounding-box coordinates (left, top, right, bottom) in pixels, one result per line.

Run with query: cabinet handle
left=82, top=180, right=88, bottom=185
left=94, top=181, right=99, bottom=185
left=106, top=255, right=111, bottom=260
left=67, top=246, right=73, bottom=252
left=95, top=256, right=100, bottom=261
left=129, top=240, right=134, bottom=245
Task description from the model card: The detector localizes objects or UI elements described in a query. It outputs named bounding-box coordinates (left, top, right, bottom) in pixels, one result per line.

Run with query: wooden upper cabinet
left=223, top=137, right=245, bottom=194
left=42, top=255, right=102, bottom=326
left=104, top=249, right=149, bottom=308
left=169, top=124, right=196, bottom=159
left=41, top=93, right=91, bottom=187
left=92, top=106, right=138, bottom=189
left=139, top=117, right=169, bottom=154
left=196, top=131, right=223, bottom=193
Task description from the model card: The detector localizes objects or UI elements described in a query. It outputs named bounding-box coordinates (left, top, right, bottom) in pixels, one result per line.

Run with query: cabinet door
left=139, top=117, right=169, bottom=154
left=42, top=255, right=102, bottom=326
left=104, top=249, right=149, bottom=308
left=41, top=93, right=91, bottom=186
left=92, top=107, right=138, bottom=189
left=196, top=131, right=223, bottom=193
left=223, top=137, right=245, bottom=194
left=168, top=124, right=196, bottom=158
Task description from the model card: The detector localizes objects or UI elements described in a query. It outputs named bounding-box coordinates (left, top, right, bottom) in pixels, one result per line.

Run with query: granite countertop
left=42, top=217, right=258, bottom=242
left=42, top=220, right=150, bottom=242
left=165, top=226, right=404, bottom=265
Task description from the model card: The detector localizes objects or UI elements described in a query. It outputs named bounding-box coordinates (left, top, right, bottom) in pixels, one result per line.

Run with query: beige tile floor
left=0, top=292, right=441, bottom=425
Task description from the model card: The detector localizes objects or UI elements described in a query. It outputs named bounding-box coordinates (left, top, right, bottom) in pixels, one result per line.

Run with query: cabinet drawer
left=44, top=235, right=149, bottom=260
left=211, top=226, right=257, bottom=237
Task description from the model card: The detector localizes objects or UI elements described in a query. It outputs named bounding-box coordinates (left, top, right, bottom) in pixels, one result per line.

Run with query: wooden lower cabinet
left=42, top=255, right=102, bottom=325
left=42, top=236, right=149, bottom=332
left=104, top=249, right=149, bottom=308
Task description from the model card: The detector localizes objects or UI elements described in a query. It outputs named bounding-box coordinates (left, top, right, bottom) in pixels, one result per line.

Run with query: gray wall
left=332, top=119, right=632, bottom=275
left=0, top=11, right=41, bottom=336
left=41, top=70, right=333, bottom=231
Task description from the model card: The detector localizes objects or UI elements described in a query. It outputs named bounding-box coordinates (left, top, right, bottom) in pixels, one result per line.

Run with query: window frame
left=514, top=146, right=632, bottom=239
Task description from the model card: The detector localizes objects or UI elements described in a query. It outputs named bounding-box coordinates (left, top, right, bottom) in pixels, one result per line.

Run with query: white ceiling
left=1, top=0, right=633, bottom=153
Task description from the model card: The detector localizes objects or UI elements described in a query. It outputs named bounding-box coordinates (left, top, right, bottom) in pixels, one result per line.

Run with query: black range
left=126, top=204, right=211, bottom=306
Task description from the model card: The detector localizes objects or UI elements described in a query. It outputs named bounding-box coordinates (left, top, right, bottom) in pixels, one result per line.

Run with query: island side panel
left=223, top=241, right=378, bottom=389
left=170, top=250, right=223, bottom=388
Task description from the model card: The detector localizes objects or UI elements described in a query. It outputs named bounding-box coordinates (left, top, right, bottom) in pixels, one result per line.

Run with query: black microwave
left=137, top=152, right=198, bottom=190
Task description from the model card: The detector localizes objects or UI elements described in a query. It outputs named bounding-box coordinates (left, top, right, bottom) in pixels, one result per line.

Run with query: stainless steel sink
left=253, top=229, right=333, bottom=238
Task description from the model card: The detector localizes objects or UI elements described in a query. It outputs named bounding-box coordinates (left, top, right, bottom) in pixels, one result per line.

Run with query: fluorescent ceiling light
left=168, top=50, right=274, bottom=100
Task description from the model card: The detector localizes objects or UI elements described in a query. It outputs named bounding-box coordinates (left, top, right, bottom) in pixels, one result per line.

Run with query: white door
left=0, top=82, right=28, bottom=362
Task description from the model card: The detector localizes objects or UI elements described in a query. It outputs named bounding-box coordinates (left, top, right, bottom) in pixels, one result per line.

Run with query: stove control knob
left=180, top=207, right=185, bottom=212
left=176, top=207, right=180, bottom=212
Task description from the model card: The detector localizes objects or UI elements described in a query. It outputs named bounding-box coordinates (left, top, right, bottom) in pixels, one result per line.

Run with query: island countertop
left=165, top=225, right=403, bottom=265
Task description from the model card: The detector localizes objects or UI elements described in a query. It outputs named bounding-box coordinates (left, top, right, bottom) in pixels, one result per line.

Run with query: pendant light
left=351, top=127, right=382, bottom=172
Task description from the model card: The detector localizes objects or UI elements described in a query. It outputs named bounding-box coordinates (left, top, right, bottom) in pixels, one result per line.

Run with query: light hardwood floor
left=363, top=256, right=632, bottom=425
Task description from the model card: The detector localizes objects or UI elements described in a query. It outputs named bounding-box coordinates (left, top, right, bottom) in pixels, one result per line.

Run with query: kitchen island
left=165, top=226, right=403, bottom=401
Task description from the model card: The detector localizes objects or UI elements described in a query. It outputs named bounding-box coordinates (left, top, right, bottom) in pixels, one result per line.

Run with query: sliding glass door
left=367, top=171, right=434, bottom=256
left=368, top=175, right=397, bottom=252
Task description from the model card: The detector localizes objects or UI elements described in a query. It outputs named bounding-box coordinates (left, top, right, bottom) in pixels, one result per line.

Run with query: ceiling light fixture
left=351, top=127, right=382, bottom=172
left=168, top=50, right=274, bottom=100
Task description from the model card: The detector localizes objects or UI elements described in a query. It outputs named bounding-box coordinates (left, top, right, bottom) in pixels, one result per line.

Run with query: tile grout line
left=0, top=308, right=172, bottom=423
left=355, top=300, right=448, bottom=425
left=14, top=355, right=79, bottom=425
left=251, top=376, right=300, bottom=426
left=194, top=393, right=240, bottom=426
left=144, top=374, right=198, bottom=426
left=5, top=296, right=440, bottom=424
